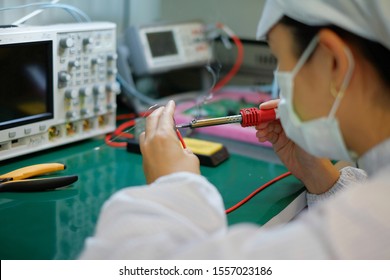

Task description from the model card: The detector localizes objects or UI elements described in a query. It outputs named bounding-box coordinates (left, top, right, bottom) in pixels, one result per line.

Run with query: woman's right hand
left=255, top=99, right=340, bottom=194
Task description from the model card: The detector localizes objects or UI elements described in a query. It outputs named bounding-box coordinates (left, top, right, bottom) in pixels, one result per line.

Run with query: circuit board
left=183, top=98, right=258, bottom=118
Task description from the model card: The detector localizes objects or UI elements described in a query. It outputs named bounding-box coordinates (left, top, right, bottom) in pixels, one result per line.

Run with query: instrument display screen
left=0, top=41, right=53, bottom=130
left=146, top=31, right=178, bottom=58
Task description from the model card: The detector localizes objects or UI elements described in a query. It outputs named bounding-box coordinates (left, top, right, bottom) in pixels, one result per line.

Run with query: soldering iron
left=177, top=108, right=278, bottom=129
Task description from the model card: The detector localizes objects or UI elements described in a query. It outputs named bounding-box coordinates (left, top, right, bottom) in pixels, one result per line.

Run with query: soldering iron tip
left=176, top=124, right=191, bottom=128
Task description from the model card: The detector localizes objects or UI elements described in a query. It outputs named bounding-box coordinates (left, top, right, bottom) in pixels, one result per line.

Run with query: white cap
left=256, top=0, right=390, bottom=50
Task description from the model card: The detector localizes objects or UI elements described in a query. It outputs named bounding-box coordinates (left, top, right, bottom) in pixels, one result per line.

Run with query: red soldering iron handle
left=240, top=108, right=277, bottom=127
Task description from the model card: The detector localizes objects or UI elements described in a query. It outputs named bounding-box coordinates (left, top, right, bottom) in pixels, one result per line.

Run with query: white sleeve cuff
left=306, top=166, right=367, bottom=208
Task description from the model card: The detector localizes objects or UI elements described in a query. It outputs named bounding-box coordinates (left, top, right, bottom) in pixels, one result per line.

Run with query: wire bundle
left=0, top=1, right=90, bottom=24
left=104, top=114, right=137, bottom=148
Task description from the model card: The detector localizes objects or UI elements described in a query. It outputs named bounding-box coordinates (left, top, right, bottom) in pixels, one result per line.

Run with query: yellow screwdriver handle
left=0, top=163, right=66, bottom=181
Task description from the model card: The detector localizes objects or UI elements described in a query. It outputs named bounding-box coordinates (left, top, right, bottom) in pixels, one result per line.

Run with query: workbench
left=0, top=134, right=304, bottom=259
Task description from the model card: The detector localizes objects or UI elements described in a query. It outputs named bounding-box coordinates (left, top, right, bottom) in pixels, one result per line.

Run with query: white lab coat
left=79, top=139, right=390, bottom=259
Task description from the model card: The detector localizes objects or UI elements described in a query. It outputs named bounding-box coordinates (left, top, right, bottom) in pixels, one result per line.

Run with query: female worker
left=80, top=0, right=390, bottom=259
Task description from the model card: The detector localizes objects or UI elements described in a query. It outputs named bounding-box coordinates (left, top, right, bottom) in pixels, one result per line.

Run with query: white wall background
left=160, top=0, right=265, bottom=39
left=0, top=0, right=265, bottom=38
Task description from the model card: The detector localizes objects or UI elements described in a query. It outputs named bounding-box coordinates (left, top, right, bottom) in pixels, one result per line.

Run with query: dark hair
left=279, top=16, right=390, bottom=87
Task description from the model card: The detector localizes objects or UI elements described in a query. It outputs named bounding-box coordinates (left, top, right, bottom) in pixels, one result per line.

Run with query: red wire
left=116, top=113, right=137, bottom=121
left=225, top=171, right=292, bottom=214
left=105, top=119, right=136, bottom=148
left=107, top=109, right=183, bottom=148
left=114, top=120, right=136, bottom=136
left=176, top=129, right=187, bottom=149
left=105, top=134, right=127, bottom=147
left=212, top=28, right=244, bottom=93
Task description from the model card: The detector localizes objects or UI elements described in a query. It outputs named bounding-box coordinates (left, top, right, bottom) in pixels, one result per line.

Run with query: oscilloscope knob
left=91, top=57, right=103, bottom=66
left=93, top=85, right=105, bottom=95
left=58, top=71, right=71, bottom=83
left=106, top=82, right=120, bottom=94
left=66, top=111, right=78, bottom=119
left=80, top=108, right=91, bottom=115
left=107, top=53, right=118, bottom=61
left=79, top=87, right=92, bottom=97
left=107, top=68, right=118, bottom=76
left=68, top=60, right=80, bottom=70
left=83, top=37, right=94, bottom=46
left=59, top=37, right=74, bottom=49
left=65, top=89, right=78, bottom=99
left=107, top=103, right=117, bottom=111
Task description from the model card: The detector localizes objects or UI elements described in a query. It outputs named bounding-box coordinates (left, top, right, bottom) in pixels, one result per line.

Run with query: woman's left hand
left=139, top=100, right=200, bottom=184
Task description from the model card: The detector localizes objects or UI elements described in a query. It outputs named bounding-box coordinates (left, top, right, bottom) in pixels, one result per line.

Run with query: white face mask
left=275, top=35, right=357, bottom=161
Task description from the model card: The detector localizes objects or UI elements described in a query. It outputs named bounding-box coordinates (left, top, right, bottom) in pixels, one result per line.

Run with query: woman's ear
left=317, top=29, right=354, bottom=92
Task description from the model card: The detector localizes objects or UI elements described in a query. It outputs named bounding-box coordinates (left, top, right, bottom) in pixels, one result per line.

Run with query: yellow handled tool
left=0, top=163, right=78, bottom=192
left=0, top=163, right=66, bottom=181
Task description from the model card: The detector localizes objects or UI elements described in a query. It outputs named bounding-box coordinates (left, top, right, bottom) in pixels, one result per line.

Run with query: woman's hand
left=139, top=100, right=200, bottom=184
left=256, top=99, right=340, bottom=194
